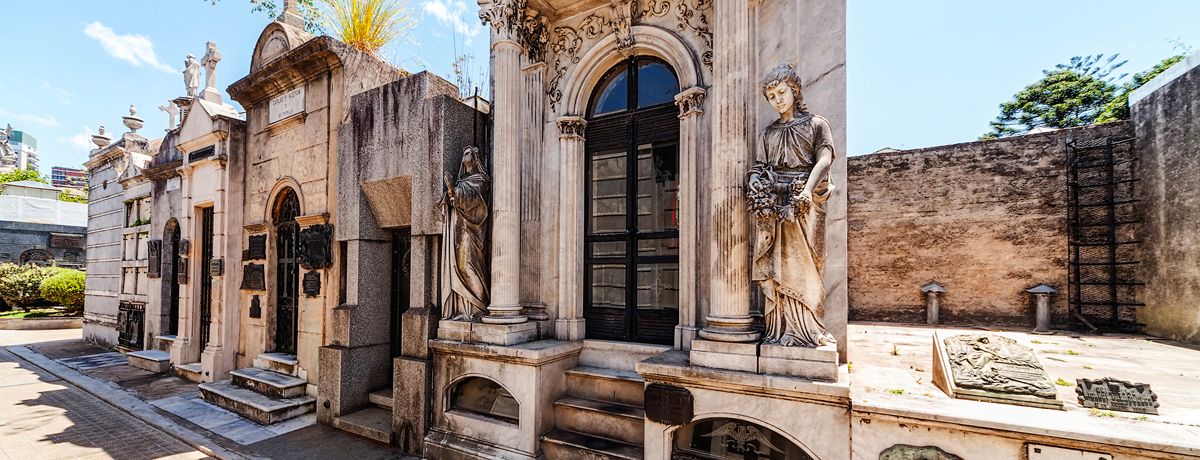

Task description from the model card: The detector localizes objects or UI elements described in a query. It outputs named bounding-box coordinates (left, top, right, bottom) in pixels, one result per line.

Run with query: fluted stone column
left=675, top=87, right=705, bottom=349
left=480, top=0, right=526, bottom=324
left=699, top=0, right=759, bottom=343
left=555, top=116, right=587, bottom=341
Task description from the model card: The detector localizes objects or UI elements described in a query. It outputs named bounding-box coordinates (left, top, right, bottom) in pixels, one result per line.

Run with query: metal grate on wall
left=1066, top=135, right=1143, bottom=333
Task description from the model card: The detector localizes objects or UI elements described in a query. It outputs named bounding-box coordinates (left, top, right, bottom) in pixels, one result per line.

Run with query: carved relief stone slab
left=146, top=240, right=162, bottom=278
left=303, top=271, right=321, bottom=297
left=241, top=263, right=265, bottom=291
left=932, top=332, right=1063, bottom=409
left=644, top=383, right=693, bottom=425
left=299, top=224, right=333, bottom=269
left=879, top=445, right=963, bottom=460
left=245, top=234, right=267, bottom=260
left=1076, top=378, right=1159, bottom=415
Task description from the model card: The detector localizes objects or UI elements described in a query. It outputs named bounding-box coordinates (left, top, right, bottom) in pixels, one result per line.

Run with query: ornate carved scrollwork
left=479, top=0, right=526, bottom=39
left=676, top=0, right=713, bottom=68
left=642, top=0, right=671, bottom=18
left=521, top=9, right=549, bottom=62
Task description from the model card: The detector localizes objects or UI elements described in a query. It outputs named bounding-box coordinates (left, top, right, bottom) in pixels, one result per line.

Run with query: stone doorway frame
left=554, top=25, right=707, bottom=351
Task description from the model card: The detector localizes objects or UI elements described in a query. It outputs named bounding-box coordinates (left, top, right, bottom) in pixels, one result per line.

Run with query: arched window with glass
left=584, top=57, right=681, bottom=345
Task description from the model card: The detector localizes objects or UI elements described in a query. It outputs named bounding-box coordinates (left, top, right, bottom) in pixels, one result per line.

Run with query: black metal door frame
left=198, top=207, right=214, bottom=349
left=583, top=57, right=680, bottom=345
left=275, top=191, right=301, bottom=355
left=166, top=221, right=181, bottom=335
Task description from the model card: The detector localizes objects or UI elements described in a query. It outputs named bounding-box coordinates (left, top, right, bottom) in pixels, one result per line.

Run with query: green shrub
left=0, top=266, right=63, bottom=311
left=40, top=269, right=85, bottom=310
left=0, top=263, right=25, bottom=311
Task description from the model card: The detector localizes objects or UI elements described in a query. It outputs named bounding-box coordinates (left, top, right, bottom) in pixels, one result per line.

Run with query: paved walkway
left=0, top=343, right=208, bottom=460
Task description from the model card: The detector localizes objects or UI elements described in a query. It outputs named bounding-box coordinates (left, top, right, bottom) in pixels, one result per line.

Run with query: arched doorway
left=273, top=188, right=301, bottom=355
left=584, top=56, right=681, bottom=345
left=163, top=219, right=181, bottom=335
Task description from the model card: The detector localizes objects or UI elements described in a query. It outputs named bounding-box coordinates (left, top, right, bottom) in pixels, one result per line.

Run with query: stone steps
left=174, top=362, right=203, bottom=383
left=154, top=334, right=177, bottom=352
left=230, top=367, right=307, bottom=398
left=332, top=407, right=394, bottom=444
left=566, top=366, right=645, bottom=406
left=198, top=380, right=315, bottom=425
left=553, top=396, right=645, bottom=445
left=126, top=350, right=170, bottom=373
left=541, top=429, right=642, bottom=460
left=368, top=387, right=394, bottom=410
left=253, top=352, right=298, bottom=376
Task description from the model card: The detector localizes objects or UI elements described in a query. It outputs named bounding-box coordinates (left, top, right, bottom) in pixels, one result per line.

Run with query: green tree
left=984, top=54, right=1127, bottom=139
left=0, top=266, right=63, bottom=311
left=1097, top=55, right=1185, bottom=123
left=0, top=168, right=48, bottom=184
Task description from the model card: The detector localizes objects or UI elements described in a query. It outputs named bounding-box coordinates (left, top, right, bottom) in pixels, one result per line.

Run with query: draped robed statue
left=442, top=146, right=491, bottom=322
left=747, top=63, right=837, bottom=348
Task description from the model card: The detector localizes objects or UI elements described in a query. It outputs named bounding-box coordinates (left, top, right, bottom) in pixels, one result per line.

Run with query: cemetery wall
left=1132, top=53, right=1200, bottom=344
left=846, top=122, right=1133, bottom=327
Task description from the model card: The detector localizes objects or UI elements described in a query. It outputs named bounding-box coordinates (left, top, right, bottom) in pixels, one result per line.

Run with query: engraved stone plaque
left=1076, top=378, right=1159, bottom=415
left=49, top=233, right=84, bottom=249
left=249, top=295, right=262, bottom=319
left=303, top=271, right=321, bottom=297
left=245, top=234, right=267, bottom=260
left=209, top=258, right=224, bottom=277
left=299, top=224, right=333, bottom=269
left=241, top=263, right=265, bottom=291
left=269, top=85, right=305, bottom=124
left=644, top=383, right=693, bottom=425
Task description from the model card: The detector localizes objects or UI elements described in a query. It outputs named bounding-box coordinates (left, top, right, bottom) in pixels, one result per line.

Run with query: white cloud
left=0, top=107, right=60, bottom=127
left=422, top=0, right=483, bottom=43
left=83, top=21, right=175, bottom=74
left=41, top=81, right=72, bottom=106
left=63, top=126, right=95, bottom=150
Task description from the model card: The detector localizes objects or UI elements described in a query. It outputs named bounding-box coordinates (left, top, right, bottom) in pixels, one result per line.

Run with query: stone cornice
left=227, top=36, right=348, bottom=107
left=142, top=160, right=182, bottom=181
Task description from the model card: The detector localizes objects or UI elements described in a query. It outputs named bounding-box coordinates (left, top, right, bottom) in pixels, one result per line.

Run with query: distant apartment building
left=51, top=166, right=87, bottom=190
left=0, top=127, right=39, bottom=172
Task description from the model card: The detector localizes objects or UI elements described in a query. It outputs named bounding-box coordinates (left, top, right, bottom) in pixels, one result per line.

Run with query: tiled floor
left=58, top=352, right=128, bottom=371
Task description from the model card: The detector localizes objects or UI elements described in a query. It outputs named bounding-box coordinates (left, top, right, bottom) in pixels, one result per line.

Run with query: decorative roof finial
left=91, top=125, right=111, bottom=149
left=123, top=105, right=144, bottom=133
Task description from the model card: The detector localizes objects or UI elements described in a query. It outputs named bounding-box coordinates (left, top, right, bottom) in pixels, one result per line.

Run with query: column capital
left=556, top=116, right=587, bottom=140
left=479, top=0, right=526, bottom=40
left=674, top=87, right=707, bottom=119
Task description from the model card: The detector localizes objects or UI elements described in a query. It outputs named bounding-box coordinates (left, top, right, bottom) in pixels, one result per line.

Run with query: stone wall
left=847, top=122, right=1133, bottom=326
left=0, top=221, right=86, bottom=267
left=1131, top=53, right=1200, bottom=344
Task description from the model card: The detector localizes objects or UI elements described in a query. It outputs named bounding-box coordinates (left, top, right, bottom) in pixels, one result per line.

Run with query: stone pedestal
left=438, top=320, right=539, bottom=346
left=689, top=339, right=840, bottom=382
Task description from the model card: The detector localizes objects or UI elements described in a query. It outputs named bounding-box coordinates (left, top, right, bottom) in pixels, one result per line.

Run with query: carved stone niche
left=299, top=224, right=333, bottom=270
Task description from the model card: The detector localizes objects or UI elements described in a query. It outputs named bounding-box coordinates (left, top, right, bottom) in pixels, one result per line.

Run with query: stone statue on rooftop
left=183, top=54, right=200, bottom=97
left=747, top=63, right=837, bottom=348
left=442, top=146, right=491, bottom=322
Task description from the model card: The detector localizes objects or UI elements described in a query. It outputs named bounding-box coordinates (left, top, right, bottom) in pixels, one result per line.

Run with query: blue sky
left=0, top=1, right=1197, bottom=175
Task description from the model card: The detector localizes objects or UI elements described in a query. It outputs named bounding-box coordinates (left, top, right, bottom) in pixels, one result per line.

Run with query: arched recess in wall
left=19, top=249, right=54, bottom=266
left=445, top=376, right=520, bottom=424
left=671, top=416, right=816, bottom=460
left=162, top=218, right=182, bottom=335
left=265, top=177, right=306, bottom=224
left=561, top=24, right=702, bottom=117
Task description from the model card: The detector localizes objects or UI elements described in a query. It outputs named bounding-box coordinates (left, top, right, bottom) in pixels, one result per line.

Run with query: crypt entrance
left=584, top=56, right=682, bottom=345
left=273, top=187, right=301, bottom=355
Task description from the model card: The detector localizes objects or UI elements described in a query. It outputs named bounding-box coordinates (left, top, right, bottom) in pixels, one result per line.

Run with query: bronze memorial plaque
left=241, top=263, right=265, bottom=291
left=644, top=383, right=693, bottom=425
left=245, top=234, right=267, bottom=260
left=146, top=240, right=162, bottom=278
left=303, top=271, right=321, bottom=297
left=299, top=224, right=333, bottom=269
left=249, top=295, right=262, bottom=319
left=1076, top=378, right=1160, bottom=415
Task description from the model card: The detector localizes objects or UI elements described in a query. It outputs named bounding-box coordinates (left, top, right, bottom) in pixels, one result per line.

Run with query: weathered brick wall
left=847, top=122, right=1133, bottom=327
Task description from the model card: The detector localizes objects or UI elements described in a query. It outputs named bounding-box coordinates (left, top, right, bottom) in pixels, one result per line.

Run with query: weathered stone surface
left=932, top=333, right=1062, bottom=410
left=197, top=380, right=315, bottom=425
left=1131, top=53, right=1200, bottom=345
left=230, top=367, right=307, bottom=398
left=848, top=122, right=1133, bottom=326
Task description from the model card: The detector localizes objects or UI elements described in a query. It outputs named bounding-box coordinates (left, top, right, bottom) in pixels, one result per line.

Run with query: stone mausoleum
left=80, top=1, right=1200, bottom=459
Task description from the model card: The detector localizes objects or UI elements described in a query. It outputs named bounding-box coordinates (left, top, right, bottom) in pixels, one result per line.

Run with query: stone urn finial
left=123, top=105, right=144, bottom=133
left=91, top=125, right=111, bottom=149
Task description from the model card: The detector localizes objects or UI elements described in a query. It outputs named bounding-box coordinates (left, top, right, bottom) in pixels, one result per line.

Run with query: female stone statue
left=442, top=147, right=491, bottom=321
left=747, top=63, right=837, bottom=347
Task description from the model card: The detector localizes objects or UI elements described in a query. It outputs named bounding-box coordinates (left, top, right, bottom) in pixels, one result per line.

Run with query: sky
left=0, top=1, right=1198, bottom=175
